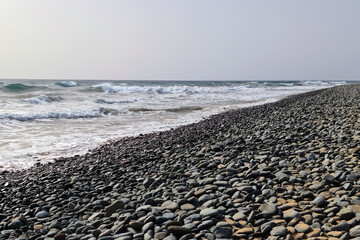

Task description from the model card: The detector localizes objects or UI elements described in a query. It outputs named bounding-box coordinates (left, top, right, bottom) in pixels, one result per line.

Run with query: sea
left=0, top=79, right=348, bottom=171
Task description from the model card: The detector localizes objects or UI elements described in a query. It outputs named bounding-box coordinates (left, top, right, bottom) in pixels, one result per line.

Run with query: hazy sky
left=0, top=1, right=359, bottom=80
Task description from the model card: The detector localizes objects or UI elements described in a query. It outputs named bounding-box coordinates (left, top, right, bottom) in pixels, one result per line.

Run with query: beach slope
left=1, top=84, right=360, bottom=239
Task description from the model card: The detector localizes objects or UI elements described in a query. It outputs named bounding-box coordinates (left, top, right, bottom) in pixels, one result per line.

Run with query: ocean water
left=0, top=80, right=347, bottom=171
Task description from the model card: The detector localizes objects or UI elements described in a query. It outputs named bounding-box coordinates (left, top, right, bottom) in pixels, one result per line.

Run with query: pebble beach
left=2, top=84, right=360, bottom=240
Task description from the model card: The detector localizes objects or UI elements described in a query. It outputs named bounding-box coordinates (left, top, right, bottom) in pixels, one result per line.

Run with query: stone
left=35, top=211, right=49, bottom=219
left=283, top=209, right=301, bottom=220
left=167, top=226, right=191, bottom=237
left=8, top=218, right=23, bottom=229
left=114, top=237, right=131, bottom=240
left=54, top=233, right=66, bottom=240
left=237, top=185, right=253, bottom=192
left=98, top=237, right=114, bottom=240
left=300, top=190, right=315, bottom=199
left=68, top=202, right=76, bottom=210
left=136, top=205, right=152, bottom=212
left=270, top=226, right=287, bottom=236
left=143, top=177, right=155, bottom=188
left=328, top=231, right=344, bottom=238
left=182, top=223, right=196, bottom=230
left=291, top=233, right=305, bottom=239
left=179, top=234, right=193, bottom=240
left=309, top=182, right=326, bottom=191
left=105, top=200, right=125, bottom=217
left=275, top=172, right=289, bottom=182
left=312, top=194, right=326, bottom=207
left=307, top=228, right=321, bottom=237
left=331, top=222, right=350, bottom=232
left=33, top=224, right=43, bottom=230
left=235, top=227, right=253, bottom=234
left=337, top=208, right=355, bottom=220
left=259, top=203, right=278, bottom=216
left=163, top=235, right=177, bottom=240
left=142, top=222, right=154, bottom=233
left=154, top=232, right=168, bottom=239
left=200, top=208, right=219, bottom=217
left=129, top=221, right=143, bottom=230
left=294, top=222, right=311, bottom=233
left=99, top=229, right=113, bottom=238
left=180, top=203, right=195, bottom=211
left=323, top=174, right=335, bottom=183
left=198, top=220, right=214, bottom=230
left=214, top=227, right=232, bottom=238
left=88, top=212, right=103, bottom=221
left=232, top=212, right=246, bottom=221
left=161, top=201, right=179, bottom=211
left=350, top=225, right=360, bottom=237
left=261, top=221, right=275, bottom=234
left=92, top=229, right=101, bottom=237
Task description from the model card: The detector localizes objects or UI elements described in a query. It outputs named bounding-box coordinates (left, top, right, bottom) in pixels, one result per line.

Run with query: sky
left=0, top=0, right=359, bottom=81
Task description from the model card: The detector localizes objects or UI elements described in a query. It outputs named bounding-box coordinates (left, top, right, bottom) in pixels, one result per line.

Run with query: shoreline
left=1, top=79, right=338, bottom=172
left=0, top=82, right=332, bottom=173
left=1, top=85, right=327, bottom=175
left=2, top=84, right=360, bottom=239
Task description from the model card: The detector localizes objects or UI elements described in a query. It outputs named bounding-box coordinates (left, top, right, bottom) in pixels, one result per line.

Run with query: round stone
left=323, top=174, right=335, bottom=183
left=54, top=233, right=66, bottom=240
left=35, top=211, right=49, bottom=219
left=214, top=227, right=232, bottom=239
left=350, top=225, right=360, bottom=237
left=232, top=212, right=246, bottom=221
left=161, top=201, right=179, bottom=211
left=200, top=208, right=219, bottom=217
left=259, top=203, right=278, bottom=216
left=270, top=226, right=287, bottom=236
left=180, top=203, right=195, bottom=211
left=295, top=222, right=311, bottom=233
left=337, top=208, right=356, bottom=220
left=283, top=209, right=300, bottom=220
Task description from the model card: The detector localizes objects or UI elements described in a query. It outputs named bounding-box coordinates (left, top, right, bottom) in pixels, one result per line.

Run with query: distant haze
left=0, top=0, right=359, bottom=80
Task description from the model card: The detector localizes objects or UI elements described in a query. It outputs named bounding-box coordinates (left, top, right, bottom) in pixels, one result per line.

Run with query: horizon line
left=0, top=78, right=359, bottom=82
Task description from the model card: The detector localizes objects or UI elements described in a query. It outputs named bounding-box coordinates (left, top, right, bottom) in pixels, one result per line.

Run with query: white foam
left=0, top=109, right=101, bottom=121
left=94, top=98, right=138, bottom=104
left=58, top=81, right=78, bottom=87
left=94, top=83, right=251, bottom=94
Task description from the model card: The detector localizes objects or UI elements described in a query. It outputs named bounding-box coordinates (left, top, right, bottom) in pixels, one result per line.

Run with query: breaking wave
left=94, top=98, right=138, bottom=104
left=56, top=81, right=78, bottom=87
left=20, top=95, right=63, bottom=104
left=91, top=83, right=247, bottom=94
left=0, top=108, right=119, bottom=121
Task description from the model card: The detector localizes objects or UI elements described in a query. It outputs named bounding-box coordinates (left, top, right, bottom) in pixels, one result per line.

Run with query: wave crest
left=20, top=95, right=63, bottom=104
left=94, top=98, right=137, bottom=104
left=0, top=110, right=102, bottom=121
left=92, top=83, right=241, bottom=94
left=56, top=81, right=78, bottom=87
left=1, top=83, right=46, bottom=92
